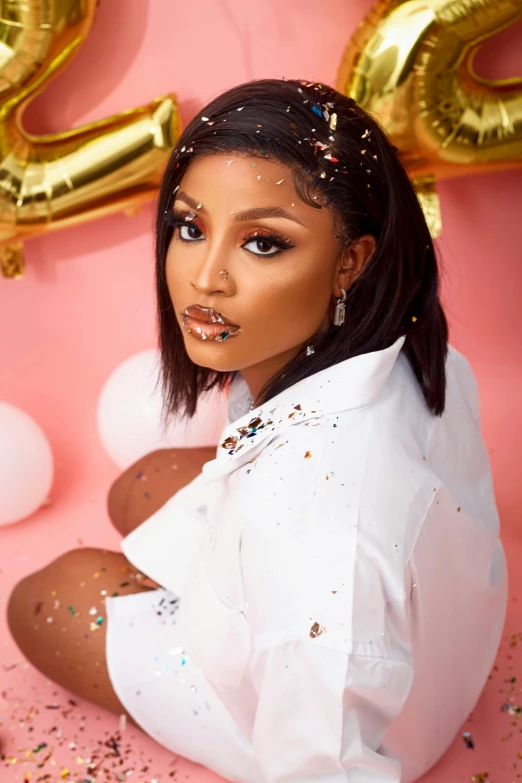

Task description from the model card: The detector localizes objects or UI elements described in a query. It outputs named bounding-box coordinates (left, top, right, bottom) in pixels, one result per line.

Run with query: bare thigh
left=7, top=547, right=156, bottom=726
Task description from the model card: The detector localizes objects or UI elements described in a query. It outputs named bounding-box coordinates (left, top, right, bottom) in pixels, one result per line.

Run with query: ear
left=333, top=234, right=376, bottom=297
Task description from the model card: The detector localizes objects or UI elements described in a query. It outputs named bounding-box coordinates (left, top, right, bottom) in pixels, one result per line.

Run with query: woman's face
left=165, top=153, right=369, bottom=400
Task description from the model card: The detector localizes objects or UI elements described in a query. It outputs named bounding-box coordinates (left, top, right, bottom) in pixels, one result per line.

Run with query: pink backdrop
left=1, top=2, right=521, bottom=781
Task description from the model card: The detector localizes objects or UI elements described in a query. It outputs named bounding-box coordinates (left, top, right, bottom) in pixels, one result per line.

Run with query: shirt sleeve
left=248, top=639, right=414, bottom=783
left=119, top=470, right=208, bottom=597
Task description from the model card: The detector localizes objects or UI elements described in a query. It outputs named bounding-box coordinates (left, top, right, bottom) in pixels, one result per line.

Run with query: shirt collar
left=225, top=371, right=253, bottom=426
left=208, top=335, right=406, bottom=474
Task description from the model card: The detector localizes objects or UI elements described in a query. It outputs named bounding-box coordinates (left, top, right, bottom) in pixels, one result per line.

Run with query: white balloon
left=97, top=349, right=228, bottom=469
left=0, top=402, right=54, bottom=526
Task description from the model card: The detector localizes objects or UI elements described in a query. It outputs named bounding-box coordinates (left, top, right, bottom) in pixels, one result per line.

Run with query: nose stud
left=220, top=269, right=229, bottom=281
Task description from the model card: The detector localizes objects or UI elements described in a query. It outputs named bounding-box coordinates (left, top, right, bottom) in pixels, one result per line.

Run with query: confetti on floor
left=0, top=657, right=225, bottom=783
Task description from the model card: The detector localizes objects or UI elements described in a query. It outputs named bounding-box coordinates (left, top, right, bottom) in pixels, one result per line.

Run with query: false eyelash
left=164, top=208, right=195, bottom=227
left=241, top=231, right=295, bottom=252
left=164, top=209, right=296, bottom=252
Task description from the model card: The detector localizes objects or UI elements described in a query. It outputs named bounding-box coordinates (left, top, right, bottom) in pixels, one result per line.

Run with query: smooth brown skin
left=7, top=152, right=375, bottom=729
left=107, top=446, right=217, bottom=539
left=7, top=548, right=152, bottom=728
left=168, top=153, right=375, bottom=405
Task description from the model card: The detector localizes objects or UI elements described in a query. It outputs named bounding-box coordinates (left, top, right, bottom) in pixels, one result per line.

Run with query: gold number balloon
left=338, top=0, right=522, bottom=235
left=0, top=0, right=180, bottom=279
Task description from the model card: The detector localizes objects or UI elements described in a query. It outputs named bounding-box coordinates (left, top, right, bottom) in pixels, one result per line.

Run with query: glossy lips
left=182, top=304, right=241, bottom=342
left=183, top=304, right=239, bottom=326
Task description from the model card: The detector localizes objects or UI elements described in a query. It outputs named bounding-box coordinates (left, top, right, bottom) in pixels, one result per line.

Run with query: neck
left=240, top=345, right=307, bottom=408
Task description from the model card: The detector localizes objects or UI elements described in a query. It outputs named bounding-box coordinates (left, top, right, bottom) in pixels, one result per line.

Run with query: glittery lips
left=181, top=305, right=242, bottom=342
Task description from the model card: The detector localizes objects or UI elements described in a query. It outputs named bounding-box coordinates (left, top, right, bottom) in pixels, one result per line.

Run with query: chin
left=184, top=342, right=242, bottom=373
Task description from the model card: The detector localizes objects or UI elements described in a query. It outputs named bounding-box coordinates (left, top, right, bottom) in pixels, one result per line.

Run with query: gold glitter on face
left=165, top=153, right=345, bottom=394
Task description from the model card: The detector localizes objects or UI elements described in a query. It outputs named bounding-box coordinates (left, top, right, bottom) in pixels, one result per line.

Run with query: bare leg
left=107, top=447, right=216, bottom=538
left=7, top=547, right=157, bottom=727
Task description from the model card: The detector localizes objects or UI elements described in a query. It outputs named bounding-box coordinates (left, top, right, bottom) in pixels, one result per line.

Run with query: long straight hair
left=154, top=78, right=448, bottom=431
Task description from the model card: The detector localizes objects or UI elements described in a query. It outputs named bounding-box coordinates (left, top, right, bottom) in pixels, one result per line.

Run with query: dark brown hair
left=153, top=78, right=448, bottom=432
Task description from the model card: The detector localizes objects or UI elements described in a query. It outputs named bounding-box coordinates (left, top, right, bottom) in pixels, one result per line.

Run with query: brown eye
left=178, top=223, right=204, bottom=241
left=244, top=237, right=280, bottom=255
left=242, top=233, right=295, bottom=257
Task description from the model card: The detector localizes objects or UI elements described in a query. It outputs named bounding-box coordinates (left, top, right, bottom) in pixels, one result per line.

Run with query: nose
left=190, top=233, right=235, bottom=295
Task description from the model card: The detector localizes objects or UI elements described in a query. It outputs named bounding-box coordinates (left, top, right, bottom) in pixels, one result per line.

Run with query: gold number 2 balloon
left=338, top=0, right=522, bottom=236
left=0, top=0, right=180, bottom=279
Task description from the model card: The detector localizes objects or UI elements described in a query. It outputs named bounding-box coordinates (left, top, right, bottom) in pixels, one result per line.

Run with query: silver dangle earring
left=333, top=288, right=347, bottom=326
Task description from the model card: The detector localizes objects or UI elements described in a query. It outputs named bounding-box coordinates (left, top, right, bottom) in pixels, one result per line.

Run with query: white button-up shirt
left=121, top=336, right=508, bottom=783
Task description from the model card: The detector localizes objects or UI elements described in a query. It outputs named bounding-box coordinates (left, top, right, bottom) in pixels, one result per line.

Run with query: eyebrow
left=174, top=190, right=305, bottom=227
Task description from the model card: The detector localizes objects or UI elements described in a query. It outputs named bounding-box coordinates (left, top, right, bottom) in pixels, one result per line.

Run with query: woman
left=8, top=78, right=508, bottom=783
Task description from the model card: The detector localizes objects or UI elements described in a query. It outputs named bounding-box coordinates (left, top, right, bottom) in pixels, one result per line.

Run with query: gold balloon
left=0, top=0, right=180, bottom=279
left=338, top=0, right=522, bottom=235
